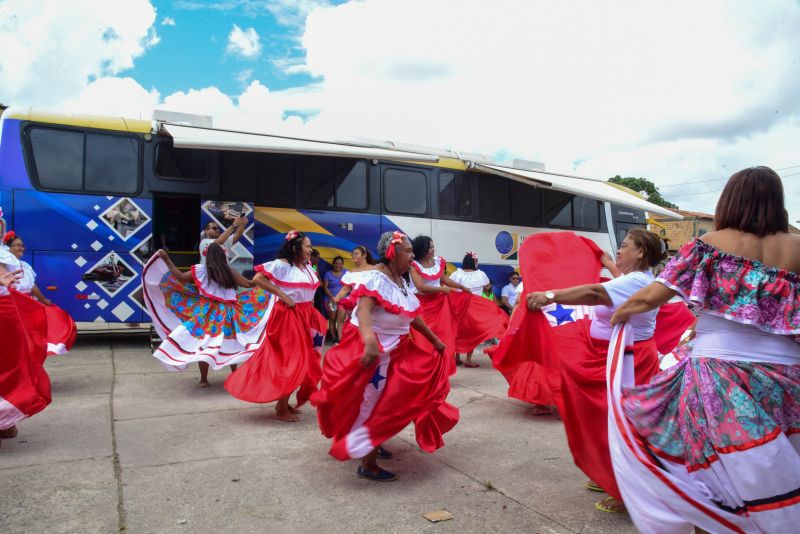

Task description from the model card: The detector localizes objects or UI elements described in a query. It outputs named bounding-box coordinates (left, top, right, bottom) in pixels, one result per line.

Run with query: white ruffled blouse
left=449, top=268, right=490, bottom=296
left=254, top=259, right=320, bottom=303
left=190, top=264, right=237, bottom=303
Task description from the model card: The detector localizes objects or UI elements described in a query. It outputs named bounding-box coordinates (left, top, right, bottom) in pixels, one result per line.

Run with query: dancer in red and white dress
left=143, top=244, right=271, bottom=387
left=0, top=255, right=49, bottom=442
left=3, top=231, right=77, bottom=356
left=608, top=167, right=800, bottom=533
left=524, top=229, right=693, bottom=513
left=224, top=231, right=328, bottom=422
left=449, top=251, right=509, bottom=368
left=312, top=231, right=457, bottom=481
left=409, top=236, right=470, bottom=369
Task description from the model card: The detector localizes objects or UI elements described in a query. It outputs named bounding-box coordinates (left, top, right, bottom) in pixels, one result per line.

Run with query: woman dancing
left=312, top=231, right=457, bottom=481
left=608, top=166, right=800, bottom=533
left=142, top=244, right=271, bottom=387
left=224, top=231, right=327, bottom=422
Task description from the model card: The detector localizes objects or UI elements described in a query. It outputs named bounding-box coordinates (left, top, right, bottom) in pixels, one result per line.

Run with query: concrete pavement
left=0, top=337, right=637, bottom=534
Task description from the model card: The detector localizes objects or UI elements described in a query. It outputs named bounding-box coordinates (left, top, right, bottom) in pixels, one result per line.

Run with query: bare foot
left=288, top=405, right=302, bottom=415
left=276, top=407, right=299, bottom=422
left=528, top=404, right=554, bottom=416
left=198, top=380, right=210, bottom=388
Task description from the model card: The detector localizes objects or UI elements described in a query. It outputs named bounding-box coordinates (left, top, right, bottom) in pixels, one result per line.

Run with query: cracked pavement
left=0, top=337, right=637, bottom=534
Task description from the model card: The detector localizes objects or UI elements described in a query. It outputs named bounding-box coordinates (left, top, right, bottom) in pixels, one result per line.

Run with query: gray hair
left=376, top=232, right=396, bottom=259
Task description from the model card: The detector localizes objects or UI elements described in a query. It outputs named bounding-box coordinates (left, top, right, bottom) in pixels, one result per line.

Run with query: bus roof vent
left=152, top=110, right=213, bottom=128
left=511, top=159, right=546, bottom=172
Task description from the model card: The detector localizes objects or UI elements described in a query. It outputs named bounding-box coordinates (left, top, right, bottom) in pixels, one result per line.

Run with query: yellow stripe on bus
left=254, top=207, right=333, bottom=236
left=3, top=108, right=152, bottom=133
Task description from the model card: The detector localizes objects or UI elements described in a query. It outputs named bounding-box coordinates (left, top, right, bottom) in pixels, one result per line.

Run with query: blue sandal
left=357, top=466, right=397, bottom=482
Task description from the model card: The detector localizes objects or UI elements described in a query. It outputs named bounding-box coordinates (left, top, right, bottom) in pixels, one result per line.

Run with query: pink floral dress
left=616, top=238, right=800, bottom=533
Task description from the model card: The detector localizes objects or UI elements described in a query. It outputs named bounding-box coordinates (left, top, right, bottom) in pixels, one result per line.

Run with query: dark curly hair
left=461, top=253, right=477, bottom=270
left=277, top=231, right=307, bottom=263
left=412, top=235, right=433, bottom=262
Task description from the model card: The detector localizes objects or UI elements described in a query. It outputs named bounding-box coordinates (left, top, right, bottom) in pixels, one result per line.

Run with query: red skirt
left=454, top=293, right=509, bottom=354
left=43, top=304, right=77, bottom=356
left=224, top=301, right=327, bottom=407
left=415, top=292, right=461, bottom=373
left=311, top=322, right=459, bottom=460
left=557, top=319, right=659, bottom=500
left=0, top=291, right=51, bottom=429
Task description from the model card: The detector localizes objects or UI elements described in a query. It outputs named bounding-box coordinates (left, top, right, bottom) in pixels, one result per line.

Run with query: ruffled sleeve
left=410, top=257, right=446, bottom=280
left=0, top=246, right=20, bottom=270
left=657, top=239, right=800, bottom=336
left=254, top=260, right=320, bottom=289
left=190, top=264, right=237, bottom=303
left=341, top=270, right=420, bottom=317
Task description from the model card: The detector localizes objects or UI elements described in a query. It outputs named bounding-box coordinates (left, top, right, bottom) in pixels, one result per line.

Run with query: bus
left=0, top=108, right=679, bottom=327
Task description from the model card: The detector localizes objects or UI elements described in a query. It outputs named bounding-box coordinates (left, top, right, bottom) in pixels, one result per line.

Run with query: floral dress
left=610, top=239, right=800, bottom=533
left=142, top=257, right=271, bottom=370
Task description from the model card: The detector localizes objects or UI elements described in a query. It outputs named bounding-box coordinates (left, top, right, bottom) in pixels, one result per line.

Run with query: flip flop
left=595, top=496, right=626, bottom=513
left=585, top=481, right=604, bottom=492
left=464, top=362, right=480, bottom=368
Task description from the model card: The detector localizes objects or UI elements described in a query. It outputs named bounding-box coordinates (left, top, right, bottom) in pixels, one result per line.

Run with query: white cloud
left=226, top=24, right=261, bottom=58
left=161, top=16, right=176, bottom=26
left=0, top=0, right=158, bottom=106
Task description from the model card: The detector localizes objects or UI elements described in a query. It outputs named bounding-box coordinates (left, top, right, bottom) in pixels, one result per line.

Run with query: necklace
left=386, top=267, right=408, bottom=296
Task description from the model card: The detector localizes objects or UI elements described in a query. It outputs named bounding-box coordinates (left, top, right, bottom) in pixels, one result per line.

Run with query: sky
left=1, top=0, right=798, bottom=223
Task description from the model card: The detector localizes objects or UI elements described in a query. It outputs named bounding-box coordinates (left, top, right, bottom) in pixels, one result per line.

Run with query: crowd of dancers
left=1, top=165, right=798, bottom=532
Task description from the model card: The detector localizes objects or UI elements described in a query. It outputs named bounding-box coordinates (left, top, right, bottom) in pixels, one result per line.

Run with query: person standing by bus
left=224, top=231, right=327, bottom=422
left=449, top=252, right=509, bottom=368
left=142, top=244, right=271, bottom=387
left=199, top=215, right=247, bottom=264
left=321, top=256, right=348, bottom=344
left=312, top=232, right=457, bottom=481
left=409, top=236, right=470, bottom=370
left=500, top=272, right=521, bottom=312
left=2, top=231, right=77, bottom=356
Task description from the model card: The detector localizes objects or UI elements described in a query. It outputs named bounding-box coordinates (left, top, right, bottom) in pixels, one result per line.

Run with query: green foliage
left=608, top=176, right=679, bottom=209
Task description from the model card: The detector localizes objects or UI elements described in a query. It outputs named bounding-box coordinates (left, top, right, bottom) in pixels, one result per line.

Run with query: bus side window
left=438, top=172, right=473, bottom=219
left=155, top=141, right=210, bottom=181
left=572, top=196, right=600, bottom=230
left=257, top=153, right=296, bottom=207
left=543, top=190, right=574, bottom=227
left=29, top=128, right=83, bottom=191
left=477, top=173, right=509, bottom=224
left=28, top=127, right=141, bottom=195
left=383, top=168, right=427, bottom=215
left=510, top=180, right=541, bottom=226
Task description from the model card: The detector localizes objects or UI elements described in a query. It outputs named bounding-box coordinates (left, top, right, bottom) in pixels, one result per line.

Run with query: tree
left=607, top=175, right=679, bottom=209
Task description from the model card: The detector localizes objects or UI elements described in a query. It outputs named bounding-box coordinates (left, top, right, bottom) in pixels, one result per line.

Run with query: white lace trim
left=349, top=270, right=420, bottom=314
left=257, top=259, right=319, bottom=287
left=412, top=256, right=445, bottom=278
left=16, top=260, right=36, bottom=294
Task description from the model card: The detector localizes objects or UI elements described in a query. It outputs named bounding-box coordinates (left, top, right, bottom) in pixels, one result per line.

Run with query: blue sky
left=128, top=1, right=333, bottom=96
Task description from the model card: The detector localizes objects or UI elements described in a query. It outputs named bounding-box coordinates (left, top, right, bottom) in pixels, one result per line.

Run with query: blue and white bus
left=0, top=108, right=679, bottom=327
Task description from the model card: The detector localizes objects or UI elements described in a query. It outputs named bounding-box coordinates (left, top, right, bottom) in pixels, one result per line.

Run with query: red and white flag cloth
left=43, top=305, right=77, bottom=356
left=0, top=290, right=51, bottom=429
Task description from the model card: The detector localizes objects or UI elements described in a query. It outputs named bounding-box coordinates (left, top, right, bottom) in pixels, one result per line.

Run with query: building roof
left=653, top=209, right=714, bottom=220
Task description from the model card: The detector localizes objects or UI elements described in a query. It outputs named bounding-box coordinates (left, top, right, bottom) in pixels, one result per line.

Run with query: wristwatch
left=544, top=291, right=555, bottom=303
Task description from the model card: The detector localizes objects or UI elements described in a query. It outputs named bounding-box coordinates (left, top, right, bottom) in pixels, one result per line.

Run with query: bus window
left=257, top=153, right=296, bottom=206
left=572, top=196, right=600, bottom=230
left=155, top=142, right=210, bottom=181
left=85, top=133, right=139, bottom=195
left=299, top=156, right=335, bottom=208
left=438, top=172, right=473, bottom=218
left=510, top=180, right=541, bottom=226
left=478, top=173, right=509, bottom=224
left=28, top=127, right=141, bottom=195
left=543, top=189, right=573, bottom=227
left=383, top=168, right=427, bottom=215
left=334, top=159, right=367, bottom=210
left=220, top=150, right=257, bottom=201
left=29, top=128, right=83, bottom=191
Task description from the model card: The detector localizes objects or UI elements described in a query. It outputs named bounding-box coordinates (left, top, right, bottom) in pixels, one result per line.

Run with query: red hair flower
left=385, top=231, right=407, bottom=260
left=285, top=230, right=299, bottom=241
left=2, top=230, right=16, bottom=244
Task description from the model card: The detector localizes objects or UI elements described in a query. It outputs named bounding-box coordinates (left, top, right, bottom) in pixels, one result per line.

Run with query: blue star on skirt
left=547, top=304, right=575, bottom=325
left=312, top=331, right=324, bottom=348
left=370, top=367, right=386, bottom=389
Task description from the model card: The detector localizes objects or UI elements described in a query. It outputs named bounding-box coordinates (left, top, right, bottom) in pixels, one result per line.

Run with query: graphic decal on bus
left=99, top=198, right=150, bottom=241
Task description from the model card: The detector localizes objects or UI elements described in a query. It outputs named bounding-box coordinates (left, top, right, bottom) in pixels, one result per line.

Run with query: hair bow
left=285, top=230, right=299, bottom=241
left=2, top=230, right=16, bottom=244
left=385, top=231, right=406, bottom=260
left=467, top=251, right=478, bottom=260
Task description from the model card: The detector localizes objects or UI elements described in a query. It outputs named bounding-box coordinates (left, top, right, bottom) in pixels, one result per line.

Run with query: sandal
left=464, top=362, right=480, bottom=368
left=528, top=404, right=555, bottom=416
left=585, top=480, right=604, bottom=492
left=595, top=496, right=626, bottom=513
left=357, top=466, right=397, bottom=482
